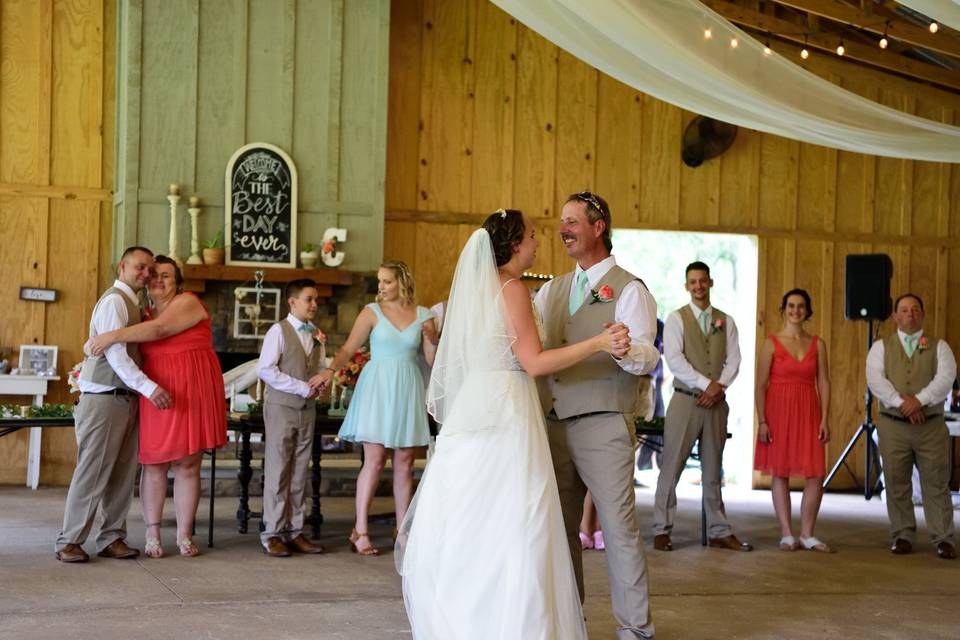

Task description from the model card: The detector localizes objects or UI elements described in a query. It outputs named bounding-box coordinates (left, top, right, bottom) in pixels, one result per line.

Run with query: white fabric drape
left=897, top=0, right=960, bottom=33
left=491, top=0, right=960, bottom=162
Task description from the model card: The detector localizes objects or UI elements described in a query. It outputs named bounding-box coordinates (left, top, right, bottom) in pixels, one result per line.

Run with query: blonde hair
left=378, top=260, right=416, bottom=306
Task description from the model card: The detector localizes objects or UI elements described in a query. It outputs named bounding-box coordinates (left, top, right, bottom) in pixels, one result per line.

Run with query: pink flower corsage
left=589, top=285, right=615, bottom=304
left=712, top=317, right=725, bottom=334
left=917, top=336, right=929, bottom=352
left=312, top=328, right=327, bottom=348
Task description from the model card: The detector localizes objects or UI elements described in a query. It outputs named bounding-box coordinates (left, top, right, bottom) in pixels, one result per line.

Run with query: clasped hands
left=602, top=322, right=631, bottom=359
left=898, top=394, right=927, bottom=425
left=696, top=381, right=725, bottom=408
left=307, top=369, right=334, bottom=397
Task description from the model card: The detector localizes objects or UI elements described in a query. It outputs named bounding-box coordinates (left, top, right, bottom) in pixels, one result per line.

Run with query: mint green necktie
left=698, top=311, right=710, bottom=335
left=904, top=334, right=917, bottom=358
left=569, top=271, right=589, bottom=315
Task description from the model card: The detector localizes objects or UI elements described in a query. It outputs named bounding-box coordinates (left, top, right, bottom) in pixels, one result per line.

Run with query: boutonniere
left=917, top=336, right=929, bottom=352
left=312, top=328, right=327, bottom=348
left=712, top=318, right=725, bottom=334
left=589, top=285, right=615, bottom=304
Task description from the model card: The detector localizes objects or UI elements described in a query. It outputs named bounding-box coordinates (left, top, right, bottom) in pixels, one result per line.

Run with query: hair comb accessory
left=496, top=208, right=507, bottom=219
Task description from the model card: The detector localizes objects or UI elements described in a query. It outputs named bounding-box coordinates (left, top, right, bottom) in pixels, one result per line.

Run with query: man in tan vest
left=256, top=279, right=326, bottom=556
left=653, top=261, right=750, bottom=552
left=55, top=246, right=172, bottom=563
left=535, top=192, right=659, bottom=640
left=866, top=293, right=956, bottom=559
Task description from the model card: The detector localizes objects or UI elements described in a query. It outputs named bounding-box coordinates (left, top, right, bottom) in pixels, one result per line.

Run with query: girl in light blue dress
left=313, top=261, right=437, bottom=555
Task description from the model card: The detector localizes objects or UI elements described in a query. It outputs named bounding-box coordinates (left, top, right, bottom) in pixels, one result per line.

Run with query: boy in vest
left=653, top=261, right=750, bottom=552
left=866, top=293, right=956, bottom=559
left=256, top=279, right=327, bottom=556
left=56, top=246, right=172, bottom=563
left=535, top=191, right=659, bottom=640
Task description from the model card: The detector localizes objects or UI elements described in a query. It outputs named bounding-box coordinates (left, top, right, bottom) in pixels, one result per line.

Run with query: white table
left=0, top=374, right=61, bottom=489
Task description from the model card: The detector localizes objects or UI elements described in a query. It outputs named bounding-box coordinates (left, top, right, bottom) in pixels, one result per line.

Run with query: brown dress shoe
left=96, top=539, right=140, bottom=559
left=56, top=543, right=90, bottom=563
left=936, top=541, right=956, bottom=560
left=709, top=534, right=753, bottom=551
left=263, top=536, right=291, bottom=557
left=286, top=534, right=325, bottom=554
left=653, top=534, right=673, bottom=551
left=890, top=538, right=913, bottom=555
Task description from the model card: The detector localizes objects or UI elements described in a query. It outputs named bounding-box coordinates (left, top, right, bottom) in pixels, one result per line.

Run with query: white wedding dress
left=396, top=229, right=587, bottom=640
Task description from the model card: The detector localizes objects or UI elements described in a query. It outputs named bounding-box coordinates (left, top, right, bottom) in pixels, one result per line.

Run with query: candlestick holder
left=186, top=197, right=203, bottom=265
left=166, top=188, right=181, bottom=264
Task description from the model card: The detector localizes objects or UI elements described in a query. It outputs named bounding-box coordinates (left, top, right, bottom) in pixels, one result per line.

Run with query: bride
left=396, top=209, right=630, bottom=639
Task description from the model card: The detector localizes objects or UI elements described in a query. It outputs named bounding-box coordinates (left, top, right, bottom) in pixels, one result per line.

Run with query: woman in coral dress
left=86, top=256, right=227, bottom=557
left=755, top=288, right=832, bottom=552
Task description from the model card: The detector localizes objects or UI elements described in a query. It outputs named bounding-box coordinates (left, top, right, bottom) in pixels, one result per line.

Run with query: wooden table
left=227, top=413, right=343, bottom=540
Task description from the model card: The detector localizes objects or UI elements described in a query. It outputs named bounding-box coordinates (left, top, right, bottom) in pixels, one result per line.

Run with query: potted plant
left=202, top=231, right=225, bottom=265
left=300, top=243, right=319, bottom=268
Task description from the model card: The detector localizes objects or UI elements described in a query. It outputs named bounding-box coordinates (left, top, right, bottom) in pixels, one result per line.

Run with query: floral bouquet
left=67, top=362, right=84, bottom=394
left=335, top=349, right=370, bottom=388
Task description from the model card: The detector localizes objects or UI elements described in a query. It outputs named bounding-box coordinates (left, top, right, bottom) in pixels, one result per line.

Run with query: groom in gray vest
left=536, top=192, right=659, bottom=639
left=55, top=246, right=172, bottom=562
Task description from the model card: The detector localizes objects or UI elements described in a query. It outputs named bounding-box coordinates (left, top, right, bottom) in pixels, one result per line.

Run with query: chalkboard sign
left=224, top=142, right=298, bottom=268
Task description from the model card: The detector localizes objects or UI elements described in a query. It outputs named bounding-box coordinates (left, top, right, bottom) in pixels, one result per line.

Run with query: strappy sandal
left=779, top=535, right=800, bottom=551
left=799, top=536, right=832, bottom=553
left=176, top=537, right=200, bottom=557
left=349, top=528, right=380, bottom=556
left=144, top=536, right=165, bottom=558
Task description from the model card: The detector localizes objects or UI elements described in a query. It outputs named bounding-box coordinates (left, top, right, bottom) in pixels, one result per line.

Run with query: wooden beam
left=765, top=0, right=960, bottom=59
left=702, top=0, right=960, bottom=92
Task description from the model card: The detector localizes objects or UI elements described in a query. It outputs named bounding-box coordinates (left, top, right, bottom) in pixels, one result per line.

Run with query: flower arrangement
left=67, top=362, right=84, bottom=394
left=589, top=285, right=615, bottom=305
left=335, top=349, right=370, bottom=388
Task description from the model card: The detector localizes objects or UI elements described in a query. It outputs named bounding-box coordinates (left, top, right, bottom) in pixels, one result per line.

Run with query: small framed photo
left=18, top=345, right=58, bottom=375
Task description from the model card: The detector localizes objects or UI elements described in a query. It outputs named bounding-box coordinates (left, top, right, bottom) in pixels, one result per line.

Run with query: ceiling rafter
left=701, top=0, right=960, bottom=91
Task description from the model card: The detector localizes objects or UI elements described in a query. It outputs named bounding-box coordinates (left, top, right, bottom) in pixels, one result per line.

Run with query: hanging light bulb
left=836, top=41, right=845, bottom=56
left=763, top=39, right=772, bottom=56
left=879, top=21, right=889, bottom=49
left=730, top=37, right=739, bottom=48
left=704, top=27, right=712, bottom=39
left=801, top=47, right=809, bottom=59
left=929, top=21, right=939, bottom=34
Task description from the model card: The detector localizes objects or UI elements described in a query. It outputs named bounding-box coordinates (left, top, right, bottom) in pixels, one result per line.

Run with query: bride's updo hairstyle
left=482, top=209, right=525, bottom=267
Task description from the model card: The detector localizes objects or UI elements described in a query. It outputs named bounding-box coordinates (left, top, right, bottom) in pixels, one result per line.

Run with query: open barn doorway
left=612, top=229, right=758, bottom=492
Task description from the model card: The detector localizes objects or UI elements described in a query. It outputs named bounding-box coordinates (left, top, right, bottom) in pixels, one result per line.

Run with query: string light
left=730, top=37, right=739, bottom=48
left=763, top=38, right=772, bottom=56
left=800, top=35, right=809, bottom=59
left=836, top=41, right=845, bottom=56
left=929, top=21, right=939, bottom=34
left=879, top=21, right=889, bottom=49
left=704, top=27, right=712, bottom=39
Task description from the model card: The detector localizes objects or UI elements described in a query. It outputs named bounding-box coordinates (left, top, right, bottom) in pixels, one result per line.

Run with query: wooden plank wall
left=384, top=0, right=960, bottom=490
left=114, top=0, right=390, bottom=272
left=0, top=0, right=115, bottom=485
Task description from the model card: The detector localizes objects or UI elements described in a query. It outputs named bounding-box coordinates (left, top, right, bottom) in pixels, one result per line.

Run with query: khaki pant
left=546, top=412, right=654, bottom=640
left=260, top=402, right=315, bottom=545
left=56, top=394, right=139, bottom=553
left=653, top=392, right=732, bottom=539
left=876, top=413, right=955, bottom=545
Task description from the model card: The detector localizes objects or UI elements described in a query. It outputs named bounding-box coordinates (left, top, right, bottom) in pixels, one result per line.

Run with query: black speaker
left=844, top=254, right=893, bottom=321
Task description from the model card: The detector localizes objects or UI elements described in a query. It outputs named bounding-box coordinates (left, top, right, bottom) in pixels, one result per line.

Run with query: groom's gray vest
left=79, top=287, right=143, bottom=390
left=538, top=265, right=642, bottom=419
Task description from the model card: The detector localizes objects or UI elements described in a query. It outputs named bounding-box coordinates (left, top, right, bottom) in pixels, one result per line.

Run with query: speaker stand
left=823, top=319, right=884, bottom=499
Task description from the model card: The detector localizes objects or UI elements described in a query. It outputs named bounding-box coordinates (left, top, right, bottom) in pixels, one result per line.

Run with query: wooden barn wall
left=0, top=0, right=115, bottom=485
left=114, top=0, right=390, bottom=272
left=383, top=0, right=960, bottom=490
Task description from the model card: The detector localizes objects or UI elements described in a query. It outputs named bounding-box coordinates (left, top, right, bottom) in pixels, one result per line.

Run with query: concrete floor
left=1, top=482, right=958, bottom=640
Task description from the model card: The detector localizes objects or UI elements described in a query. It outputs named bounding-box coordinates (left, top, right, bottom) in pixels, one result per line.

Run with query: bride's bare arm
left=501, top=279, right=621, bottom=377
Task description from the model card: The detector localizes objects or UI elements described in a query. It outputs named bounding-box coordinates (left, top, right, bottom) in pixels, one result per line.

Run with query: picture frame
left=18, top=345, right=58, bottom=375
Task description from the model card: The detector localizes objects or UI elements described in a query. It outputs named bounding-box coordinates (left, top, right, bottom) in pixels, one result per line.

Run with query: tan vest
left=538, top=265, right=643, bottom=419
left=673, top=305, right=727, bottom=394
left=79, top=287, right=143, bottom=390
left=263, top=320, right=323, bottom=409
left=881, top=332, right=943, bottom=417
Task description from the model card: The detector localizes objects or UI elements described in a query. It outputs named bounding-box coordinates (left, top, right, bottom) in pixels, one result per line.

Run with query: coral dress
left=754, top=335, right=825, bottom=478
left=139, top=299, right=227, bottom=464
left=338, top=303, right=432, bottom=449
